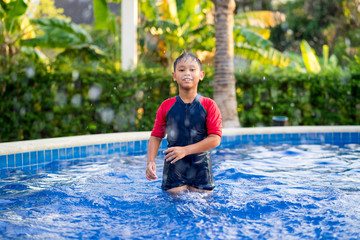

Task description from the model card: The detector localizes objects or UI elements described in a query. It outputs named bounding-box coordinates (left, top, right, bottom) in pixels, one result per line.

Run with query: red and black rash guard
left=151, top=94, right=222, bottom=147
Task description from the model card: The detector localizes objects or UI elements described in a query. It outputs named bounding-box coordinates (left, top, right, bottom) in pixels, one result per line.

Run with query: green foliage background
left=1, top=66, right=359, bottom=142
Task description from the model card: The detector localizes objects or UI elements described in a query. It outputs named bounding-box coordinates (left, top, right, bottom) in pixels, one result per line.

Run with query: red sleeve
left=200, top=97, right=223, bottom=137
left=151, top=97, right=176, bottom=138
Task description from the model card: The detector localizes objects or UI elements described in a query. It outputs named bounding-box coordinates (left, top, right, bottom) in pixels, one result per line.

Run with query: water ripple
left=0, top=144, right=359, bottom=239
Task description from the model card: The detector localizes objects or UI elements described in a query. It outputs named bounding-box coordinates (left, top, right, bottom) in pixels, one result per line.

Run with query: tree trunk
left=212, top=0, right=240, bottom=127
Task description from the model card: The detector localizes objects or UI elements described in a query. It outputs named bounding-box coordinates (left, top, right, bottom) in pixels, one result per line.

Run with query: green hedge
left=0, top=67, right=359, bottom=142
left=236, top=70, right=360, bottom=127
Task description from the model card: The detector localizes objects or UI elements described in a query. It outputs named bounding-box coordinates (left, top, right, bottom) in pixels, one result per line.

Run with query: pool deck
left=1, top=126, right=359, bottom=156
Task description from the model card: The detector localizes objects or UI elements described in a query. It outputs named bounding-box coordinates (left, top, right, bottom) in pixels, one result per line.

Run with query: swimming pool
left=0, top=126, right=359, bottom=239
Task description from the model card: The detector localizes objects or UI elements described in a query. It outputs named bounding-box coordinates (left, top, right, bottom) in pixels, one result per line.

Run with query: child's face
left=172, top=58, right=205, bottom=91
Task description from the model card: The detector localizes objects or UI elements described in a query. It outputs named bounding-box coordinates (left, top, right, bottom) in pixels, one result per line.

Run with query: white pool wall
left=1, top=125, right=359, bottom=156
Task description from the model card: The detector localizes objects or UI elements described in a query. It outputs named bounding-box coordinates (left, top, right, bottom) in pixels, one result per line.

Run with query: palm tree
left=212, top=0, right=240, bottom=127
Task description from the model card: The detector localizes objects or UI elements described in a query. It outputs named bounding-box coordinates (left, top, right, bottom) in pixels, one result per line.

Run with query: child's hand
left=164, top=147, right=187, bottom=164
left=146, top=162, right=158, bottom=181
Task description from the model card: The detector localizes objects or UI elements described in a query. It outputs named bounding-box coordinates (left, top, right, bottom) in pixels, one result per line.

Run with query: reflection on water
left=0, top=144, right=360, bottom=239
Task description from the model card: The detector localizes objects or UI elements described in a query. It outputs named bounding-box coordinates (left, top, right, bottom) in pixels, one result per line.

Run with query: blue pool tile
left=135, top=140, right=141, bottom=153
left=324, top=133, right=333, bottom=144
left=59, top=148, right=66, bottom=160
left=30, top=152, right=37, bottom=165
left=277, top=134, right=284, bottom=143
left=333, top=132, right=341, bottom=144
left=23, top=152, right=30, bottom=166
left=235, top=135, right=241, bottom=145
left=254, top=134, right=262, bottom=145
left=94, top=145, right=101, bottom=155
left=8, top=154, right=15, bottom=168
left=52, top=149, right=59, bottom=161
left=242, top=135, right=249, bottom=145
left=341, top=132, right=351, bottom=145
left=74, top=147, right=80, bottom=158
left=128, top=141, right=135, bottom=154
left=87, top=145, right=94, bottom=156
left=108, top=143, right=114, bottom=155
left=161, top=139, right=167, bottom=150
left=141, top=140, right=148, bottom=153
left=285, top=134, right=291, bottom=143
left=228, top=135, right=236, bottom=145
left=120, top=142, right=127, bottom=155
left=101, top=144, right=107, bottom=155
left=45, top=150, right=52, bottom=163
left=38, top=151, right=45, bottom=164
left=342, top=132, right=350, bottom=139
left=0, top=155, right=6, bottom=169
left=15, top=153, right=22, bottom=168
left=114, top=142, right=121, bottom=153
left=290, top=133, right=300, bottom=145
left=342, top=132, right=350, bottom=143
left=270, top=134, right=277, bottom=144
left=66, top=148, right=74, bottom=159
left=221, top=136, right=228, bottom=147
left=350, top=132, right=359, bottom=143
left=248, top=135, right=256, bottom=145
left=80, top=146, right=87, bottom=158
left=299, top=133, right=307, bottom=144
left=308, top=133, right=317, bottom=140
left=263, top=134, right=270, bottom=145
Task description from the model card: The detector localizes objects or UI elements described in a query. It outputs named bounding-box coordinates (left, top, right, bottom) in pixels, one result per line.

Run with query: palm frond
left=235, top=42, right=292, bottom=68
left=234, top=26, right=272, bottom=49
left=235, top=11, right=286, bottom=28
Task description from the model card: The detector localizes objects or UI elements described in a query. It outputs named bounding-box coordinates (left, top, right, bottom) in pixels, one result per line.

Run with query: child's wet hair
left=173, top=52, right=202, bottom=71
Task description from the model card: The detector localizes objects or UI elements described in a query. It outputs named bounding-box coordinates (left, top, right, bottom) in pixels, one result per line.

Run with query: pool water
left=1, top=144, right=360, bottom=239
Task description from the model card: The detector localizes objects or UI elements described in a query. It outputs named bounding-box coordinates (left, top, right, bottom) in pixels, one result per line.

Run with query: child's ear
left=172, top=72, right=176, bottom=81
left=200, top=71, right=205, bottom=81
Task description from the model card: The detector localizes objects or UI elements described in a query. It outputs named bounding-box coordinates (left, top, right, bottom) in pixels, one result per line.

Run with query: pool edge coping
left=1, top=125, right=359, bottom=155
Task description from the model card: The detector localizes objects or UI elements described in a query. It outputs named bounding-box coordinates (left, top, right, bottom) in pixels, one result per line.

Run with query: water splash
left=135, top=90, right=144, bottom=101
left=26, top=67, right=35, bottom=78
left=55, top=91, right=67, bottom=107
left=71, top=94, right=82, bottom=107
left=88, top=84, right=102, bottom=101
left=72, top=70, right=79, bottom=81
left=100, top=107, right=115, bottom=124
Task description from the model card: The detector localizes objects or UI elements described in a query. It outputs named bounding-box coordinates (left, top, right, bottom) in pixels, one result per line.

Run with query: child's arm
left=146, top=136, right=162, bottom=181
left=163, top=134, right=221, bottom=164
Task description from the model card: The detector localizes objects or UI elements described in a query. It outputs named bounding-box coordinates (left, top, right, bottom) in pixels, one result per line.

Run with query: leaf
left=235, top=11, right=286, bottom=28
left=140, top=0, right=157, bottom=20
left=7, top=0, right=27, bottom=18
left=323, top=44, right=329, bottom=69
left=235, top=42, right=292, bottom=68
left=234, top=26, right=272, bottom=49
left=159, top=0, right=179, bottom=24
left=144, top=19, right=179, bottom=34
left=93, top=0, right=111, bottom=30
left=178, top=0, right=202, bottom=28
left=300, top=40, right=321, bottom=73
left=21, top=18, right=92, bottom=48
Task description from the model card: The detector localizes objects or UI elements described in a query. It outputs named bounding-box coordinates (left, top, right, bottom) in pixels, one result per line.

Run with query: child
left=145, top=52, right=222, bottom=194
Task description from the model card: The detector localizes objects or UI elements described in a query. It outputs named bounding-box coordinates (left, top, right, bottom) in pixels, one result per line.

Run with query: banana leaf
left=21, top=18, right=92, bottom=48
left=235, top=42, right=291, bottom=68
left=94, top=0, right=111, bottom=30
left=234, top=26, right=272, bottom=49
left=235, top=11, right=286, bottom=28
left=300, top=40, right=321, bottom=73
